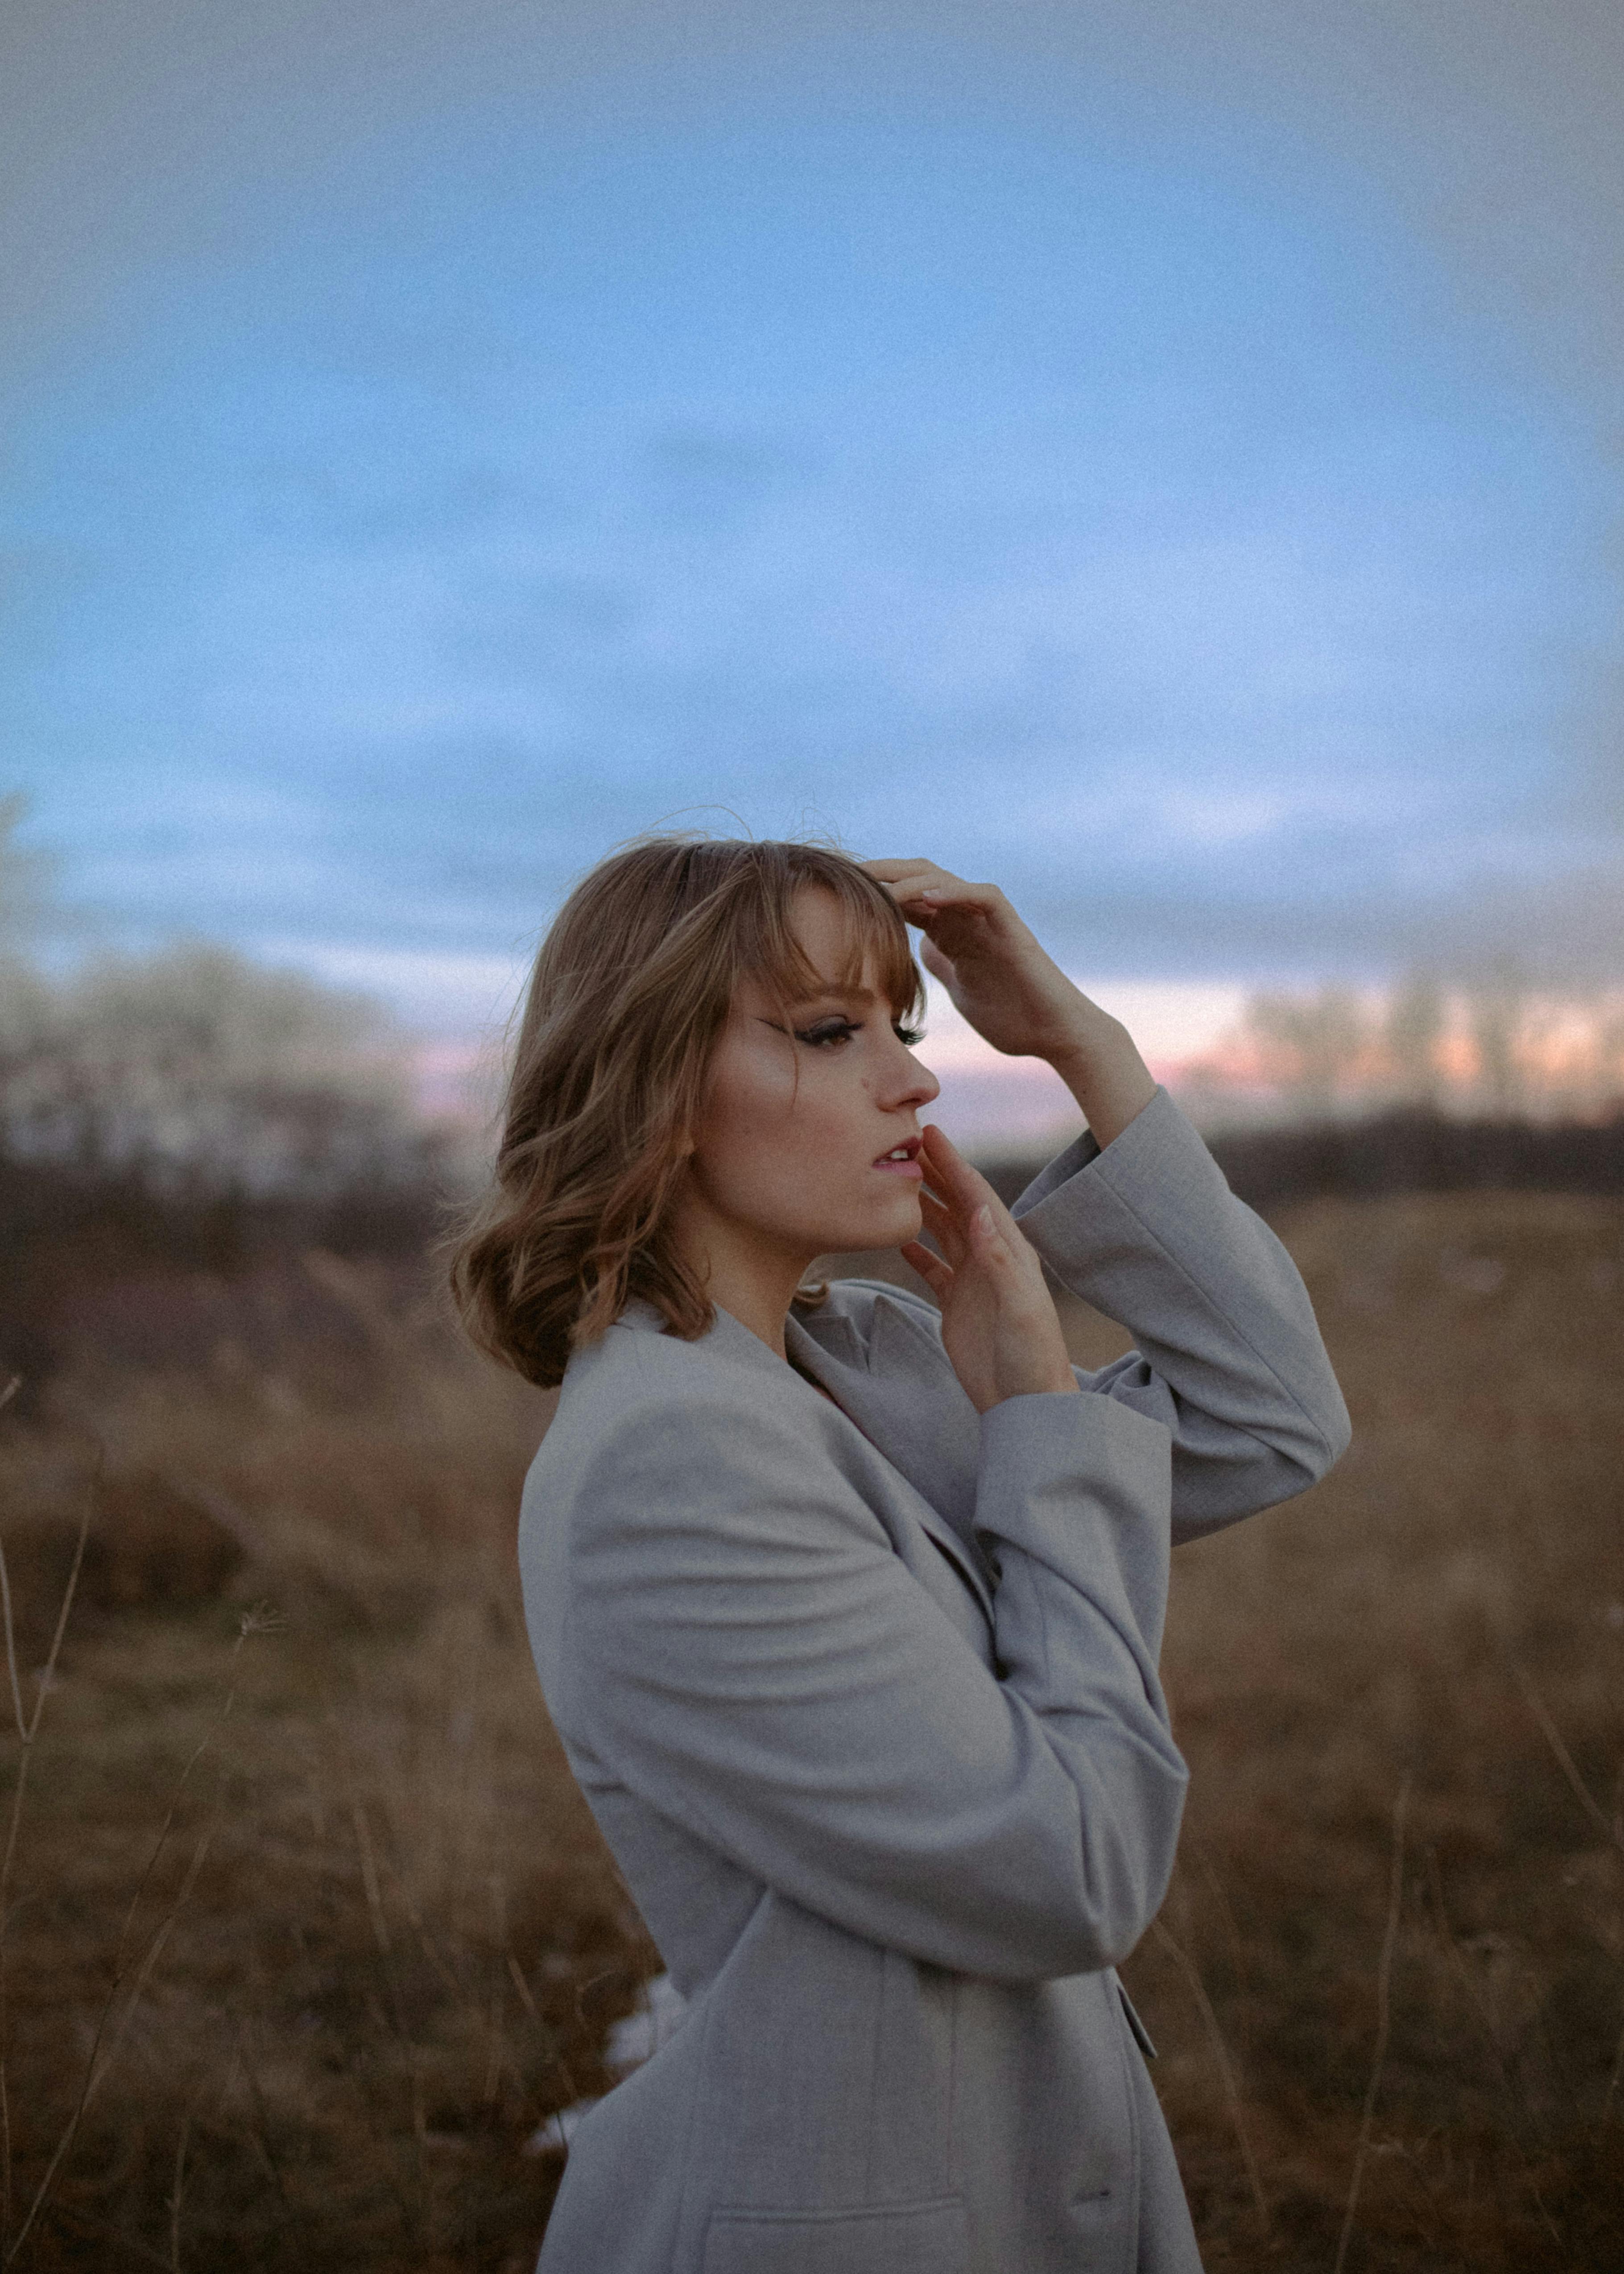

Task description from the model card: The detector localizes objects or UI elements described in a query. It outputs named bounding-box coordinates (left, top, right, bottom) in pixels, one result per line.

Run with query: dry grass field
left=1, top=1188, right=1621, bottom=2270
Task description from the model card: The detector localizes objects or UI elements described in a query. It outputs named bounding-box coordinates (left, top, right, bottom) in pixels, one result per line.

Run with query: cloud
left=4, top=2, right=1620, bottom=997
left=6, top=2, right=1623, bottom=395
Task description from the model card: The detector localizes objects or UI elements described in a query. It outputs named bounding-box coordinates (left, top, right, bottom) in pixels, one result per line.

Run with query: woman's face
left=679, top=887, right=942, bottom=1272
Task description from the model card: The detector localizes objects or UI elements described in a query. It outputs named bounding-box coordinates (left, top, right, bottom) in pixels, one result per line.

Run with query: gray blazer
left=518, top=1089, right=1349, bottom=2274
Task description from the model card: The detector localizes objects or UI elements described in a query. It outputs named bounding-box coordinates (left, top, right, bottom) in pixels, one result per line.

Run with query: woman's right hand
left=901, top=1124, right=1081, bottom=1416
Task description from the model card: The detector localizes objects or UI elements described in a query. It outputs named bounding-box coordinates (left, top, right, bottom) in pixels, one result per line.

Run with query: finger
left=918, top=1127, right=984, bottom=1224
left=860, top=857, right=955, bottom=886
left=858, top=862, right=943, bottom=903
left=860, top=859, right=985, bottom=914
left=900, top=1239, right=953, bottom=1296
left=917, top=1178, right=961, bottom=1226
left=964, top=1197, right=1022, bottom=1270
left=920, top=1122, right=1010, bottom=1229
left=918, top=936, right=956, bottom=987
left=917, top=1187, right=967, bottom=1267
left=873, top=868, right=1002, bottom=916
left=919, top=1176, right=1002, bottom=1281
left=922, top=1137, right=1031, bottom=1272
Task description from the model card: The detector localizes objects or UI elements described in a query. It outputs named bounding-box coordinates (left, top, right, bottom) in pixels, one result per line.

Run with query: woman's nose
left=887, top=1040, right=940, bottom=1109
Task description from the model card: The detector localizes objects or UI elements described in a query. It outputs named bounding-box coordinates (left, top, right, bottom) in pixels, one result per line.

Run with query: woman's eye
left=796, top=1020, right=858, bottom=1048
left=894, top=1024, right=925, bottom=1047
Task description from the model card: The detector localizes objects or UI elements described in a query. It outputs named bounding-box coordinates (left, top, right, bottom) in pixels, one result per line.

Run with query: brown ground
left=0, top=1191, right=1621, bottom=2270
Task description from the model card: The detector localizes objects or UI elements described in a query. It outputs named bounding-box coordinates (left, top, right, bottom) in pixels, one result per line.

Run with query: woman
left=453, top=836, right=1349, bottom=2274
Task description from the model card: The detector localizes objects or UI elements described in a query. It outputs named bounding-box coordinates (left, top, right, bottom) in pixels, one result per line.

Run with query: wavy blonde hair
left=448, top=835, right=925, bottom=1388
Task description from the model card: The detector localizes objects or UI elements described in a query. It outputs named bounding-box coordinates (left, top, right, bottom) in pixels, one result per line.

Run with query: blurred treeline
left=0, top=799, right=463, bottom=1385
left=5, top=792, right=1623, bottom=1388
left=978, top=1114, right=1624, bottom=1224
left=1186, top=971, right=1624, bottom=1124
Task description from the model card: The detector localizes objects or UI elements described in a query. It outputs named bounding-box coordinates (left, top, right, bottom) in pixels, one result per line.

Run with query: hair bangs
left=740, top=850, right=925, bottom=1031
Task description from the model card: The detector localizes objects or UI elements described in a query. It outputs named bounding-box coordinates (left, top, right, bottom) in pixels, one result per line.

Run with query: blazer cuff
left=975, top=1389, right=1172, bottom=1662
left=1004, top=1084, right=1351, bottom=1494
left=1009, top=1085, right=1219, bottom=1288
left=1007, top=1123, right=1103, bottom=1215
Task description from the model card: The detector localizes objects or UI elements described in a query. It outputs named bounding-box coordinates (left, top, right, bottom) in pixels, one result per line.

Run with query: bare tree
left=1384, top=970, right=1445, bottom=1109
left=1597, top=1004, right=1624, bottom=1109
left=1463, top=959, right=1525, bottom=1115
left=1243, top=986, right=1369, bottom=1118
left=0, top=939, right=435, bottom=1199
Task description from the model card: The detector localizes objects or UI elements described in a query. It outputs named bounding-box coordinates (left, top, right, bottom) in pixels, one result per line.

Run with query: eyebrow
left=750, top=983, right=888, bottom=1032
left=786, top=982, right=881, bottom=1008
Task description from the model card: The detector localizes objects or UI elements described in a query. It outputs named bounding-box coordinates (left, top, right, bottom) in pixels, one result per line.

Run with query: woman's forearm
left=1045, top=1005, right=1158, bottom=1149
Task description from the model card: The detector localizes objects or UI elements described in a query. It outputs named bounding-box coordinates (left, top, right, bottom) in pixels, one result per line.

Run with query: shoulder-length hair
left=448, top=835, right=925, bottom=1388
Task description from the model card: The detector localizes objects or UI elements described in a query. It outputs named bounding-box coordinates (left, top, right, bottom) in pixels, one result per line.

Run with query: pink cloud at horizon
left=410, top=967, right=1624, bottom=1152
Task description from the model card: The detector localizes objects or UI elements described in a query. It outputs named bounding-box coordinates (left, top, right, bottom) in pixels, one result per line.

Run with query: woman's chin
left=829, top=1197, right=923, bottom=1253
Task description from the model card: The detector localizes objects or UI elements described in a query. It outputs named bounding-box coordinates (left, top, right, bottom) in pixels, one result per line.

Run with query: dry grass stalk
left=1333, top=1775, right=1411, bottom=2274
left=165, top=2109, right=189, bottom=2274
left=5, top=1605, right=278, bottom=2265
left=1509, top=1660, right=1624, bottom=1861
left=1422, top=1844, right=1564, bottom=2245
left=0, top=1418, right=93, bottom=2259
left=1149, top=1914, right=1270, bottom=2234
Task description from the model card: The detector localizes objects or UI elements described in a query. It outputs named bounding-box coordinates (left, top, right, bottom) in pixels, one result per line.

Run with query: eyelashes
left=794, top=1019, right=859, bottom=1048
left=794, top=1019, right=927, bottom=1050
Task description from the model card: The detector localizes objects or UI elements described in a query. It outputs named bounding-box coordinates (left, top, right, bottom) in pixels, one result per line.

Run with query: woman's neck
left=702, top=1263, right=803, bottom=1358
left=671, top=1202, right=814, bottom=1360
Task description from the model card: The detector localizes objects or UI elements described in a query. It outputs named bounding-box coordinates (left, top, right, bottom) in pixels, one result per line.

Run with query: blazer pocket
left=702, top=2195, right=968, bottom=2274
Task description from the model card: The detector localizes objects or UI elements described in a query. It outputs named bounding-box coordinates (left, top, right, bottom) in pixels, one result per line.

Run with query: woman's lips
left=872, top=1139, right=924, bottom=1178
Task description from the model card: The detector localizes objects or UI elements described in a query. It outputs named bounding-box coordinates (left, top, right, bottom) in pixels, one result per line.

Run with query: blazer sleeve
left=559, top=1378, right=1187, bottom=1985
left=1006, top=1085, right=1351, bottom=1540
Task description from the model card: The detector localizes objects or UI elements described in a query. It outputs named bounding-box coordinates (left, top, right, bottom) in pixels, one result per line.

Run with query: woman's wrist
left=1045, top=1010, right=1157, bottom=1149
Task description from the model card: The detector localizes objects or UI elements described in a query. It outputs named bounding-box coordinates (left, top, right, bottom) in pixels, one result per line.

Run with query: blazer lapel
left=618, top=1296, right=996, bottom=1629
left=786, top=1296, right=995, bottom=1621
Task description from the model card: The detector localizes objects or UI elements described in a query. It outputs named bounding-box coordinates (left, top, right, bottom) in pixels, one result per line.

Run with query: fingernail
left=975, top=1204, right=992, bottom=1233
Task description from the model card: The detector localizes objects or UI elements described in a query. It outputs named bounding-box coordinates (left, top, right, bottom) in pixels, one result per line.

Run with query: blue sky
left=4, top=2, right=1621, bottom=1081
